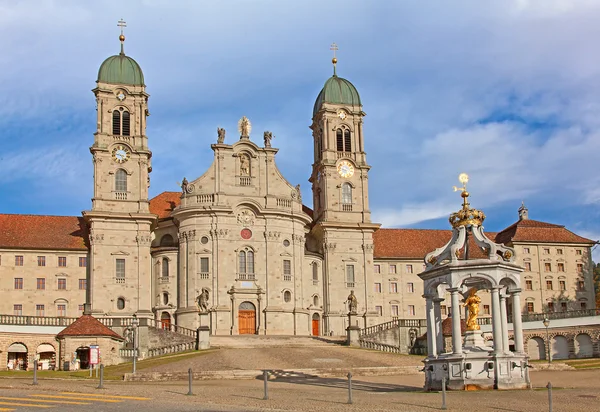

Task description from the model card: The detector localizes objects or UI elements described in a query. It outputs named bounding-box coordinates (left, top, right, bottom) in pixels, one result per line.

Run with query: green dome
left=97, top=52, right=144, bottom=86
left=313, top=75, right=361, bottom=117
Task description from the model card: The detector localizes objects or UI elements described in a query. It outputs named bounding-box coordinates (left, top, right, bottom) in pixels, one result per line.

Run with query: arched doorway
left=575, top=333, right=594, bottom=358
left=312, top=313, right=320, bottom=336
left=76, top=346, right=90, bottom=370
left=238, top=301, right=256, bottom=335
left=551, top=335, right=569, bottom=360
left=36, top=343, right=56, bottom=370
left=161, top=312, right=171, bottom=330
left=527, top=337, right=545, bottom=360
left=7, top=343, right=28, bottom=370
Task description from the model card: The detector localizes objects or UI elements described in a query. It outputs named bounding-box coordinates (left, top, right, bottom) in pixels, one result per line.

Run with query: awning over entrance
left=8, top=343, right=27, bottom=353
left=37, top=344, right=55, bottom=353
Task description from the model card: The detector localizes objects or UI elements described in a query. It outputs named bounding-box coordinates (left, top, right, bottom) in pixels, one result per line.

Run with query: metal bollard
left=186, top=368, right=193, bottom=396
left=347, top=372, right=353, bottom=404
left=441, top=376, right=447, bottom=410
left=32, top=360, right=38, bottom=385
left=263, top=370, right=269, bottom=400
left=97, top=364, right=104, bottom=389
left=547, top=381, right=553, bottom=412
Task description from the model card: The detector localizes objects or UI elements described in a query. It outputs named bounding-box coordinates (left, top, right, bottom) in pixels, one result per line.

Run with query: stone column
left=491, top=287, right=503, bottom=354
left=500, top=291, right=510, bottom=353
left=425, top=296, right=437, bottom=357
left=449, top=289, right=462, bottom=355
left=433, top=298, right=444, bottom=355
left=511, top=289, right=524, bottom=354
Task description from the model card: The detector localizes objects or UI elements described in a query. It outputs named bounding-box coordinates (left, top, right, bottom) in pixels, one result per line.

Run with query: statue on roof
left=264, top=131, right=273, bottom=148
left=238, top=116, right=251, bottom=137
left=181, top=177, right=188, bottom=194
left=217, top=127, right=226, bottom=144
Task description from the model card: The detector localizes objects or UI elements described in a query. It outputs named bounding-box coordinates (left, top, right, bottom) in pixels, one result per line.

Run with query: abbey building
left=0, top=36, right=595, bottom=336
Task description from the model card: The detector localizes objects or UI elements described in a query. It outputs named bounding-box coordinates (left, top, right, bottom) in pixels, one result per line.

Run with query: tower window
left=115, top=169, right=127, bottom=192
left=344, top=129, right=351, bottom=152
left=342, top=183, right=352, bottom=204
left=122, top=111, right=130, bottom=136
left=112, top=109, right=131, bottom=136
left=112, top=111, right=121, bottom=135
left=336, top=128, right=352, bottom=152
left=162, top=258, right=169, bottom=278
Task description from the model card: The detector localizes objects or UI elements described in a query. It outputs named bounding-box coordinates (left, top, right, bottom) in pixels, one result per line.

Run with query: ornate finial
left=449, top=173, right=485, bottom=228
left=238, top=116, right=251, bottom=138
left=117, top=19, right=127, bottom=55
left=330, top=42, right=338, bottom=76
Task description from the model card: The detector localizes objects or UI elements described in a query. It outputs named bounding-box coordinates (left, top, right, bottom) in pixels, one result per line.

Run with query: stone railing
left=147, top=341, right=196, bottom=358
left=196, top=194, right=214, bottom=204
left=521, top=308, right=600, bottom=323
left=277, top=198, right=292, bottom=208
left=147, top=319, right=197, bottom=338
left=359, top=339, right=403, bottom=354
left=360, top=318, right=427, bottom=338
left=0, top=315, right=78, bottom=327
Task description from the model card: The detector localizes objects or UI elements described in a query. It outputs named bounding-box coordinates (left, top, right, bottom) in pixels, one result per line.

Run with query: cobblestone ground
left=1, top=370, right=598, bottom=411
left=147, top=347, right=424, bottom=373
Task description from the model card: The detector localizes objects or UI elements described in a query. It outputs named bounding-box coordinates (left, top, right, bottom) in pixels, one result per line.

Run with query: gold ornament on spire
left=117, top=19, right=127, bottom=54
left=449, top=173, right=486, bottom=228
left=330, top=42, right=338, bottom=75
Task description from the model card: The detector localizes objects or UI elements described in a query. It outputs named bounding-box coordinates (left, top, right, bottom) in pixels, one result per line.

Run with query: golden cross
left=117, top=18, right=127, bottom=35
left=330, top=42, right=338, bottom=59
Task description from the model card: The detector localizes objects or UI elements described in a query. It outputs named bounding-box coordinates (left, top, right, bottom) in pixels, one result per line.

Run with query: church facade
left=0, top=36, right=596, bottom=337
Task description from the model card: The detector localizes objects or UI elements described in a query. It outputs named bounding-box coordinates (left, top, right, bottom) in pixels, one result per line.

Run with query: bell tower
left=82, top=21, right=156, bottom=319
left=309, top=45, right=380, bottom=334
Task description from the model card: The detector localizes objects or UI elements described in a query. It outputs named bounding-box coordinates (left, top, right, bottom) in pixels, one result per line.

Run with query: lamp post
left=542, top=317, right=551, bottom=364
left=132, top=314, right=139, bottom=373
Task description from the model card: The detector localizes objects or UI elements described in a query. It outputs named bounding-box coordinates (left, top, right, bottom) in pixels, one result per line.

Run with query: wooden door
left=239, top=310, right=256, bottom=334
left=312, top=318, right=319, bottom=336
left=161, top=312, right=171, bottom=330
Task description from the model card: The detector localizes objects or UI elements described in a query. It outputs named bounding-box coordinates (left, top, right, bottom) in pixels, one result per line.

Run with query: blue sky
left=1, top=0, right=599, bottom=259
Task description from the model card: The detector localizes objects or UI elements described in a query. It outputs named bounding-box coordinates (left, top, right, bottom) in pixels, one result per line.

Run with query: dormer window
left=112, top=108, right=130, bottom=136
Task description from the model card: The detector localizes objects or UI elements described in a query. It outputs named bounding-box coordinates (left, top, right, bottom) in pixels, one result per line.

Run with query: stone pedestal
left=346, top=312, right=361, bottom=347
left=196, top=312, right=210, bottom=350
left=463, top=330, right=488, bottom=351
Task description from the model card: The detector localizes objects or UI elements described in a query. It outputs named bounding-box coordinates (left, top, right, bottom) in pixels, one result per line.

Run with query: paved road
left=0, top=369, right=599, bottom=411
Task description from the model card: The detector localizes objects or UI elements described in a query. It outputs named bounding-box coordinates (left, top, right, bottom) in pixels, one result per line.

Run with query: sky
left=0, top=0, right=599, bottom=260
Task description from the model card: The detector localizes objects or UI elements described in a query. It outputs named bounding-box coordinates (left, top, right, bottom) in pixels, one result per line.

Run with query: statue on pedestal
left=347, top=290, right=358, bottom=314
left=217, top=127, right=226, bottom=144
left=463, top=288, right=481, bottom=331
left=264, top=131, right=273, bottom=148
left=196, top=288, right=210, bottom=313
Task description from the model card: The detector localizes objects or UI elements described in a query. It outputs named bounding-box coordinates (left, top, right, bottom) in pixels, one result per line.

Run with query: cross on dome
left=330, top=42, right=338, bottom=75
left=117, top=19, right=127, bottom=54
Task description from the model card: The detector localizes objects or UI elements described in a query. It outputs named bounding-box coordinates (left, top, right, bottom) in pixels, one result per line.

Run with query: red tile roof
left=0, top=214, right=88, bottom=251
left=495, top=219, right=595, bottom=245
left=441, top=316, right=467, bottom=336
left=149, top=191, right=180, bottom=219
left=56, top=315, right=123, bottom=340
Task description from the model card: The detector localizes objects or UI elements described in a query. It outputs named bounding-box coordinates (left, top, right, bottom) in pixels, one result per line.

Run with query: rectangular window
left=547, top=302, right=554, bottom=312
left=577, top=264, right=583, bottom=273
left=546, top=280, right=553, bottom=290
left=36, top=278, right=45, bottom=290
left=57, top=304, right=66, bottom=317
left=283, top=259, right=292, bottom=281
left=543, top=248, right=550, bottom=254
left=79, top=278, right=87, bottom=290
left=346, top=265, right=355, bottom=287
left=200, top=257, right=210, bottom=273
left=557, top=263, right=565, bottom=272
left=557, top=249, right=563, bottom=255
left=578, top=280, right=585, bottom=291
left=78, top=304, right=85, bottom=314
left=389, top=282, right=398, bottom=293
left=544, top=263, right=551, bottom=272
left=525, top=280, right=533, bottom=290
left=408, top=305, right=415, bottom=316
left=483, top=305, right=490, bottom=315
left=407, top=282, right=414, bottom=293
left=37, top=256, right=46, bottom=266
left=58, top=256, right=67, bottom=267
left=391, top=305, right=399, bottom=317
left=406, top=264, right=413, bottom=274
left=375, top=306, right=383, bottom=316
left=373, top=264, right=380, bottom=274
left=116, top=259, right=126, bottom=279
left=79, top=256, right=87, bottom=267
left=559, top=280, right=566, bottom=290
left=13, top=304, right=23, bottom=316
left=527, top=302, right=534, bottom=313
left=576, top=249, right=582, bottom=255
left=523, top=247, right=530, bottom=254
left=374, top=283, right=382, bottom=293
left=524, top=262, right=531, bottom=271
left=36, top=304, right=45, bottom=317
left=14, top=278, right=23, bottom=289
left=440, top=305, right=447, bottom=316
left=581, top=302, right=587, bottom=310
left=561, top=302, right=567, bottom=311
left=15, top=255, right=23, bottom=266
left=57, top=278, right=67, bottom=290
left=389, top=264, right=397, bottom=274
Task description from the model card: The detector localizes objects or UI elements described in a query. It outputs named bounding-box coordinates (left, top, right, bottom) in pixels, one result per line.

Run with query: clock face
left=337, top=110, right=347, bottom=120
left=116, top=92, right=126, bottom=101
left=337, top=160, right=354, bottom=178
left=111, top=145, right=131, bottom=163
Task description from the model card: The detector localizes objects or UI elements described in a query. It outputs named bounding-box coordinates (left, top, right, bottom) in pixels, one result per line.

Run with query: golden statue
left=462, top=288, right=481, bottom=331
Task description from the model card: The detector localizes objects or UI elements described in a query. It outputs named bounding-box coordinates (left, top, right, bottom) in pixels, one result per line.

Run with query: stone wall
left=0, top=332, right=58, bottom=370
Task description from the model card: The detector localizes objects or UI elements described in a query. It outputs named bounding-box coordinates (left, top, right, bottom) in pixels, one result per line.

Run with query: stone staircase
left=359, top=318, right=427, bottom=355
left=210, top=335, right=346, bottom=348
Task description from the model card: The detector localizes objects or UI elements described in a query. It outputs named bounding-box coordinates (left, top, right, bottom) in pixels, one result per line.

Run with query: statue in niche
left=217, top=127, right=226, bottom=144
left=264, top=131, right=273, bottom=148
left=463, top=288, right=481, bottom=331
left=196, top=288, right=210, bottom=313
left=181, top=177, right=188, bottom=194
left=347, top=290, right=358, bottom=314
left=240, top=154, right=250, bottom=176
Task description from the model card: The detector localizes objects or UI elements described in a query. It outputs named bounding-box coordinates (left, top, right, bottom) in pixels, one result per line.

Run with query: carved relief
left=136, top=234, right=152, bottom=245
left=237, top=209, right=255, bottom=226
left=362, top=244, right=374, bottom=252
left=264, top=231, right=281, bottom=241
left=210, top=228, right=230, bottom=239
left=89, top=230, right=104, bottom=244
left=292, top=234, right=305, bottom=245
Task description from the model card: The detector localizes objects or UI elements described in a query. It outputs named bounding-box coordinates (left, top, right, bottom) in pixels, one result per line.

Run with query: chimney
left=518, top=201, right=528, bottom=221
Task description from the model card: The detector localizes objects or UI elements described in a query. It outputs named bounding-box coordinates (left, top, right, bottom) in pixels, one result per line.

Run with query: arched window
left=344, top=129, right=351, bottom=152
left=160, top=234, right=174, bottom=247
left=313, top=295, right=319, bottom=307
left=239, top=251, right=246, bottom=274
left=122, top=111, right=130, bottom=136
left=336, top=129, right=344, bottom=151
left=112, top=111, right=121, bottom=135
left=312, top=264, right=319, bottom=282
left=161, top=258, right=169, bottom=278
left=115, top=169, right=127, bottom=192
left=116, top=297, right=125, bottom=310
left=238, top=249, right=255, bottom=280
left=247, top=251, right=255, bottom=274
left=112, top=109, right=131, bottom=136
left=162, top=292, right=169, bottom=305
left=342, top=183, right=352, bottom=204
left=283, top=291, right=292, bottom=303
